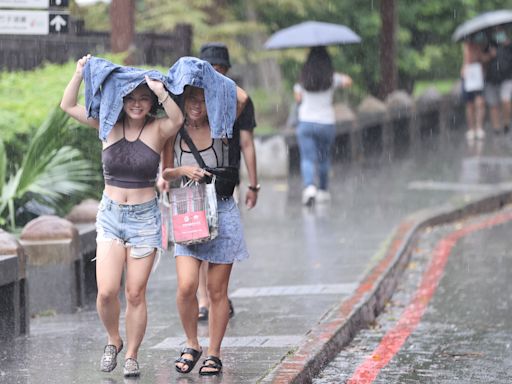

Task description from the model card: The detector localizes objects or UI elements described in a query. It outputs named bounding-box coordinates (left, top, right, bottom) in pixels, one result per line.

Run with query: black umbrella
left=453, top=9, right=512, bottom=42
left=264, top=21, right=361, bottom=50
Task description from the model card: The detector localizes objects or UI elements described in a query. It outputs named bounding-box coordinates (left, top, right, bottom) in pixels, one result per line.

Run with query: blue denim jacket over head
left=166, top=56, right=237, bottom=138
left=83, top=56, right=237, bottom=141
left=83, top=57, right=171, bottom=141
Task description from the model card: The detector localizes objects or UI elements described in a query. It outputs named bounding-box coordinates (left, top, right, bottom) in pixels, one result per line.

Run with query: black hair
left=300, top=46, right=333, bottom=92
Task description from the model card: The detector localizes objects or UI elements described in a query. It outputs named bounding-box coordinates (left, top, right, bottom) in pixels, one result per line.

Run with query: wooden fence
left=0, top=23, right=192, bottom=71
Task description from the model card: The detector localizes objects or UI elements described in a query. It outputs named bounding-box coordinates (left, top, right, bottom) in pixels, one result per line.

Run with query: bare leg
left=502, top=100, right=511, bottom=130
left=475, top=96, right=486, bottom=131
left=96, top=241, right=125, bottom=350
left=489, top=104, right=501, bottom=132
left=124, top=249, right=155, bottom=360
left=205, top=262, right=233, bottom=366
left=175, top=256, right=202, bottom=371
left=465, top=101, right=476, bottom=132
left=197, top=261, right=209, bottom=311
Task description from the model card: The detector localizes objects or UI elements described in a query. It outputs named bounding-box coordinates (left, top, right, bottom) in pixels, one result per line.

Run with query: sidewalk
left=314, top=205, right=512, bottom=383
left=2, top=132, right=512, bottom=384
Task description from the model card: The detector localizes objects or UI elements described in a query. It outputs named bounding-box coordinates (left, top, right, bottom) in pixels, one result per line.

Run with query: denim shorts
left=96, top=194, right=162, bottom=258
left=174, top=196, right=249, bottom=264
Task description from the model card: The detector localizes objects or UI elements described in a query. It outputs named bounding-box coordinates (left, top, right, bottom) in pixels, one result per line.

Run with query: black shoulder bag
left=179, top=127, right=239, bottom=198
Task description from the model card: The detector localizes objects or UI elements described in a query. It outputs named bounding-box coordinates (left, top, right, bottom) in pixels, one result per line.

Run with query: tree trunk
left=379, top=0, right=397, bottom=99
left=110, top=0, right=135, bottom=54
left=244, top=3, right=283, bottom=93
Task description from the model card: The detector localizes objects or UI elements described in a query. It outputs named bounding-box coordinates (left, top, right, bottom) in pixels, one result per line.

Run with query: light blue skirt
left=173, top=197, right=249, bottom=264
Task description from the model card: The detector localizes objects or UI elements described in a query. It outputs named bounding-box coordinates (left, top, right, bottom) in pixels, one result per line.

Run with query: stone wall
left=250, top=88, right=464, bottom=179
left=0, top=230, right=29, bottom=340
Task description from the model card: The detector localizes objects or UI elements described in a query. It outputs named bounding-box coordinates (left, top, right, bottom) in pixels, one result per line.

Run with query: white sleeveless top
left=174, top=131, right=229, bottom=168
left=293, top=73, right=344, bottom=125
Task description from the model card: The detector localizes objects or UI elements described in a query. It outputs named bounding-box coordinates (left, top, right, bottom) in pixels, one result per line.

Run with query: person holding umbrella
left=460, top=32, right=488, bottom=142
left=483, top=25, right=512, bottom=135
left=293, top=46, right=352, bottom=205
left=452, top=10, right=512, bottom=139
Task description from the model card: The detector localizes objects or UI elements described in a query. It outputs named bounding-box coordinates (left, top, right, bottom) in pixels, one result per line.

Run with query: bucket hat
left=200, top=42, right=231, bottom=68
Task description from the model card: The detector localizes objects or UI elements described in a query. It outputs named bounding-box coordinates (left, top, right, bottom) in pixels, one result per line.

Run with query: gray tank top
left=102, top=118, right=160, bottom=188
left=174, top=130, right=229, bottom=168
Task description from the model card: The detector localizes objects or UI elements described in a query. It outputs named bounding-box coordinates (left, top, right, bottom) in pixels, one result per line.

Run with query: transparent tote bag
left=169, top=180, right=218, bottom=245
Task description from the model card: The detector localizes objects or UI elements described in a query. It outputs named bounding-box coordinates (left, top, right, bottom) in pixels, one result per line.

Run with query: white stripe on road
left=407, top=180, right=512, bottom=192
left=229, top=283, right=358, bottom=298
left=151, top=335, right=303, bottom=349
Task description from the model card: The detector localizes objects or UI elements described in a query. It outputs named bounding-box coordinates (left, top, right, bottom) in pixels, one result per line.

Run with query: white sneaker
left=316, top=190, right=331, bottom=203
left=475, top=128, right=485, bottom=140
left=466, top=130, right=475, bottom=141
left=302, top=185, right=317, bottom=206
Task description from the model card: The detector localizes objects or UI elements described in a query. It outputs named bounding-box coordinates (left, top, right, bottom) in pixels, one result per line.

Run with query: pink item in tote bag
left=169, top=181, right=217, bottom=245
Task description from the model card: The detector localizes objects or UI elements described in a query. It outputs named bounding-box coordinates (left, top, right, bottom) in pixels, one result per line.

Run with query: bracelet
left=248, top=184, right=261, bottom=192
left=158, top=93, right=169, bottom=105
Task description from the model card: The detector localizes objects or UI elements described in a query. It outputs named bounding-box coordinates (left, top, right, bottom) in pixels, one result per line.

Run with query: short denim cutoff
left=96, top=194, right=162, bottom=258
left=174, top=197, right=249, bottom=264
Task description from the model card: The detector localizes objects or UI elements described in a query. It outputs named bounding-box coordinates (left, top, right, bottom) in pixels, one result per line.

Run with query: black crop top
left=102, top=120, right=160, bottom=189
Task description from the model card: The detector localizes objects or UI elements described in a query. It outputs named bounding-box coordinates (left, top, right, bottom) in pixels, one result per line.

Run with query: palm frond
left=23, top=147, right=98, bottom=202
left=0, top=138, right=5, bottom=193
left=17, top=106, right=70, bottom=193
left=0, top=171, right=21, bottom=229
left=1, top=106, right=97, bottom=230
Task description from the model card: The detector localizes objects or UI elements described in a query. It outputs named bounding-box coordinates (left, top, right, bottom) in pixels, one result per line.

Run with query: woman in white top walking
left=293, top=46, right=352, bottom=205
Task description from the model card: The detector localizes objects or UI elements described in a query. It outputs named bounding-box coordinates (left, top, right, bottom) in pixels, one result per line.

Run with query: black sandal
left=175, top=347, right=202, bottom=374
left=198, top=355, right=223, bottom=376
left=198, top=306, right=209, bottom=321
left=228, top=298, right=235, bottom=318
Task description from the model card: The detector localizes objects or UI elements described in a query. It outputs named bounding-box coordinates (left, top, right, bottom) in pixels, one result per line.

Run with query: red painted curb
left=259, top=191, right=512, bottom=384
left=265, top=218, right=418, bottom=384
left=347, top=209, right=512, bottom=383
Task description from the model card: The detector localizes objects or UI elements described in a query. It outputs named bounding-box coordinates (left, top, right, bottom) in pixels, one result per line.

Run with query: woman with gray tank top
left=161, top=85, right=248, bottom=376
left=60, top=54, right=183, bottom=377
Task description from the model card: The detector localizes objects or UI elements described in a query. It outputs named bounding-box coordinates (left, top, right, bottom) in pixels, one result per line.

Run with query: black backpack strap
left=179, top=126, right=207, bottom=169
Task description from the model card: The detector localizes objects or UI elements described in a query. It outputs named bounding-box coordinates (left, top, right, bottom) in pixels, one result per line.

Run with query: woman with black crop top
left=60, top=54, right=183, bottom=377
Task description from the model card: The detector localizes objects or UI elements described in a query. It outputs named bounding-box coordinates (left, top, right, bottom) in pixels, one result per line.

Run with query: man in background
left=196, top=42, right=260, bottom=321
left=484, top=26, right=512, bottom=135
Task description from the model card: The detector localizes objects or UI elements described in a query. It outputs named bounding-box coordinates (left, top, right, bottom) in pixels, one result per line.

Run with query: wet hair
left=300, top=46, right=333, bottom=92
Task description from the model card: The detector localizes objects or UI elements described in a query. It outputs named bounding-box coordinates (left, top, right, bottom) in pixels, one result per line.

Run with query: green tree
left=0, top=107, right=98, bottom=231
left=71, top=0, right=512, bottom=99
left=397, top=0, right=512, bottom=91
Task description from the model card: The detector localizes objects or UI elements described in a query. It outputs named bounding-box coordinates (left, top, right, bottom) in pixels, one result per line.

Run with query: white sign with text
left=0, top=0, right=68, bottom=9
left=0, top=10, right=68, bottom=34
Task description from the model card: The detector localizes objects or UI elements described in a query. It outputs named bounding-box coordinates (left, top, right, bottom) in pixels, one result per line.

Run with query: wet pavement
left=2, top=129, right=512, bottom=384
left=314, top=206, right=512, bottom=384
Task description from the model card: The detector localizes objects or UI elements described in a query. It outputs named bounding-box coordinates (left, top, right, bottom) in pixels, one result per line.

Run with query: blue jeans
left=297, top=121, right=336, bottom=190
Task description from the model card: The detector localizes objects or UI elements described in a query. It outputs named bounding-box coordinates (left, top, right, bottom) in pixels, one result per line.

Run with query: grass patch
left=249, top=87, right=287, bottom=135
left=413, top=79, right=457, bottom=97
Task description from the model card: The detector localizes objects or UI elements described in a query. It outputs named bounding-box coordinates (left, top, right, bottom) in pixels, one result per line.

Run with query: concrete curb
left=258, top=189, right=512, bottom=384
